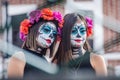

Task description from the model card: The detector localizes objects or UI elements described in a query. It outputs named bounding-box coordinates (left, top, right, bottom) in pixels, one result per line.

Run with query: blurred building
left=103, top=0, right=120, bottom=76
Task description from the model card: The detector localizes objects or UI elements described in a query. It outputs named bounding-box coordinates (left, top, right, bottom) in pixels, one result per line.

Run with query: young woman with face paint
left=54, top=13, right=107, bottom=76
left=7, top=8, right=64, bottom=78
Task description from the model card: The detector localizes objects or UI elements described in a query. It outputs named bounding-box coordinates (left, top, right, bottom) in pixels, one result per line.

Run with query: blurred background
left=0, top=0, right=120, bottom=79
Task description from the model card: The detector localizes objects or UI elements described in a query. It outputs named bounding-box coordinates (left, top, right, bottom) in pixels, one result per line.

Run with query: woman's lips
left=46, top=39, right=51, bottom=44
left=74, top=39, right=82, bottom=43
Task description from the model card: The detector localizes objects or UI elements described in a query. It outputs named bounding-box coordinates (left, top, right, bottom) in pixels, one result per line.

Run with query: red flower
left=20, top=19, right=31, bottom=35
left=87, top=27, right=93, bottom=37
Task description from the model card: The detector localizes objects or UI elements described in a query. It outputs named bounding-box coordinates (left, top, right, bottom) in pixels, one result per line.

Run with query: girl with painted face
left=7, top=8, right=64, bottom=78
left=71, top=18, right=87, bottom=56
left=54, top=13, right=107, bottom=76
left=36, top=22, right=57, bottom=48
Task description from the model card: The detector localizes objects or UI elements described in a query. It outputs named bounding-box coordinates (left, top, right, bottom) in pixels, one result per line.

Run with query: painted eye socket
left=71, top=28, right=78, bottom=35
left=53, top=31, right=57, bottom=37
left=79, top=26, right=86, bottom=35
left=80, top=30, right=86, bottom=34
left=42, top=26, right=51, bottom=34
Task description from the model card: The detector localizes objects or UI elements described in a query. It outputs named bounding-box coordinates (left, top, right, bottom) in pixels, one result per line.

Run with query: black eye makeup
left=72, top=27, right=78, bottom=35
left=72, top=23, right=86, bottom=35
left=80, top=27, right=86, bottom=35
left=41, top=24, right=51, bottom=34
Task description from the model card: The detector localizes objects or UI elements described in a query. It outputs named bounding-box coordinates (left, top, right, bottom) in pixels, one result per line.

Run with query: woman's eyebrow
left=80, top=27, right=86, bottom=29
left=44, top=24, right=51, bottom=29
left=46, top=23, right=57, bottom=30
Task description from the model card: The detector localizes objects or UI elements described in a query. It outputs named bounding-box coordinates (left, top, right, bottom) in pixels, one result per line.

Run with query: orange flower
left=20, top=19, right=31, bottom=35
left=21, top=19, right=31, bottom=28
left=42, top=15, right=53, bottom=20
left=20, top=25, right=29, bottom=34
left=41, top=8, right=54, bottom=20
left=41, top=8, right=53, bottom=16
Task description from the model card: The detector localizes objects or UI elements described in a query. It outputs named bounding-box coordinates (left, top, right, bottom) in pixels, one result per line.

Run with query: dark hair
left=53, top=13, right=92, bottom=66
left=22, top=19, right=59, bottom=57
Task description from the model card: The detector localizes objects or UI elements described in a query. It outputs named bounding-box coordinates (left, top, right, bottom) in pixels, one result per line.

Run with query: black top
left=23, top=49, right=96, bottom=79
left=23, top=49, right=54, bottom=79
left=67, top=51, right=96, bottom=76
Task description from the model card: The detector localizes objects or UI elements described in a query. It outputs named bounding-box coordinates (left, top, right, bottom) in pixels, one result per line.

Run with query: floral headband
left=20, top=8, right=64, bottom=41
left=85, top=17, right=93, bottom=37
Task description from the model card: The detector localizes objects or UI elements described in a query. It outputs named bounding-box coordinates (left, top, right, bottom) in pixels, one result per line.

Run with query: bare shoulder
left=8, top=51, right=26, bottom=69
left=12, top=51, right=26, bottom=62
left=7, top=51, right=26, bottom=77
left=90, top=53, right=105, bottom=68
left=90, top=53, right=104, bottom=62
left=90, top=53, right=107, bottom=76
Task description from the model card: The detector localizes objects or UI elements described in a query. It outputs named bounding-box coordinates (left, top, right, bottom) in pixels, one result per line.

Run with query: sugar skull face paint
left=36, top=22, right=57, bottom=48
left=71, top=21, right=87, bottom=47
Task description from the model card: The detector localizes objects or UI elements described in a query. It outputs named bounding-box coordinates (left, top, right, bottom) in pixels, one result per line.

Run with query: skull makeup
left=36, top=22, right=57, bottom=48
left=71, top=21, right=87, bottom=47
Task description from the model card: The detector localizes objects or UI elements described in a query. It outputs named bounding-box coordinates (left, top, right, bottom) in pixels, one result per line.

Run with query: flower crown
left=85, top=17, right=93, bottom=37
left=20, top=8, right=64, bottom=41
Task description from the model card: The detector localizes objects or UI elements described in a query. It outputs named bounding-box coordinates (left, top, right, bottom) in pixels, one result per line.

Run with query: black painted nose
left=76, top=34, right=81, bottom=38
left=49, top=33, right=54, bottom=38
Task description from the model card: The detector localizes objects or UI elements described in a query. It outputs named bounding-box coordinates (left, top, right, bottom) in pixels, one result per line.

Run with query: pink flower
left=85, top=17, right=93, bottom=28
left=53, top=11, right=62, bottom=23
left=19, top=32, right=27, bottom=41
left=85, top=17, right=93, bottom=37
left=29, top=10, right=41, bottom=24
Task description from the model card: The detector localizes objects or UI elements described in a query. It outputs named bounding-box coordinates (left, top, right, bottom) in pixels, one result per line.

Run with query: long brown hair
left=54, top=13, right=92, bottom=66
left=22, top=19, right=59, bottom=57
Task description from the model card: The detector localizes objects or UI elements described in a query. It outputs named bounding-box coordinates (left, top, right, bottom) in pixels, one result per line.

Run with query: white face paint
left=71, top=21, right=87, bottom=47
left=36, top=22, right=57, bottom=48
